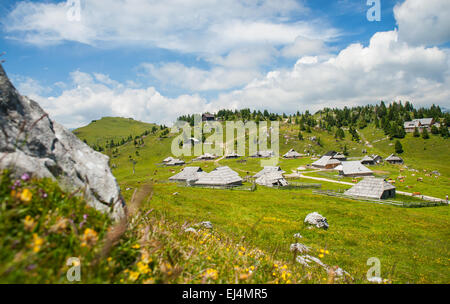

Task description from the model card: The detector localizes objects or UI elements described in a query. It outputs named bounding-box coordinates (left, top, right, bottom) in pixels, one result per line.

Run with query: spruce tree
left=395, top=140, right=403, bottom=154
left=422, top=128, right=429, bottom=139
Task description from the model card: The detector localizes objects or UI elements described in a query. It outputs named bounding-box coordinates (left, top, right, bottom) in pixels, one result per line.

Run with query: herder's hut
left=336, top=161, right=373, bottom=177
left=344, top=177, right=396, bottom=199
left=195, top=166, right=243, bottom=187
left=250, top=150, right=274, bottom=158
left=311, top=156, right=341, bottom=169
left=283, top=149, right=302, bottom=159
left=194, top=153, right=217, bottom=161
left=370, top=154, right=383, bottom=164
left=385, top=154, right=404, bottom=165
left=162, top=156, right=175, bottom=163
left=253, top=166, right=285, bottom=178
left=332, top=153, right=347, bottom=161
left=255, top=172, right=288, bottom=188
left=225, top=152, right=242, bottom=159
left=169, top=167, right=205, bottom=183
left=165, top=158, right=185, bottom=166
left=360, top=155, right=375, bottom=165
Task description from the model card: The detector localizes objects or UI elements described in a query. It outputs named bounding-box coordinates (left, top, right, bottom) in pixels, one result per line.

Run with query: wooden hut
left=344, top=177, right=396, bottom=199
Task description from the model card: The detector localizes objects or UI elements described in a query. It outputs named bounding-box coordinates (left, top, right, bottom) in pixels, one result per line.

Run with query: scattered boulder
left=290, top=243, right=310, bottom=254
left=184, top=227, right=197, bottom=234
left=195, top=221, right=213, bottom=229
left=0, top=64, right=125, bottom=220
left=304, top=212, right=329, bottom=229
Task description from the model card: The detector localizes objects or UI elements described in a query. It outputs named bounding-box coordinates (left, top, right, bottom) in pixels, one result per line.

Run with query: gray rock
left=290, top=243, right=310, bottom=253
left=184, top=227, right=197, bottom=233
left=195, top=221, right=213, bottom=229
left=0, top=64, right=125, bottom=221
left=304, top=212, right=329, bottom=229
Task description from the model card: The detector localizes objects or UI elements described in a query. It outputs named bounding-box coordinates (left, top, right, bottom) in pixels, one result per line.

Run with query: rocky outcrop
left=0, top=64, right=125, bottom=220
left=304, top=212, right=329, bottom=229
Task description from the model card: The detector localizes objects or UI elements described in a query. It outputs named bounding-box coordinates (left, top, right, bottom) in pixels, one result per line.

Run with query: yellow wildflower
left=20, top=189, right=33, bottom=203
left=319, top=254, right=324, bottom=258
left=24, top=215, right=36, bottom=231
left=129, top=271, right=140, bottom=281
left=32, top=233, right=43, bottom=253
left=132, top=244, right=140, bottom=249
left=143, top=278, right=155, bottom=284
left=80, top=228, right=98, bottom=247
left=137, top=261, right=150, bottom=274
left=204, top=268, right=218, bottom=280
left=141, top=251, right=152, bottom=264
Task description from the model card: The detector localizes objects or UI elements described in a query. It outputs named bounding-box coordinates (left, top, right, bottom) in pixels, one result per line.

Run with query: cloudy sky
left=1, top=0, right=449, bottom=128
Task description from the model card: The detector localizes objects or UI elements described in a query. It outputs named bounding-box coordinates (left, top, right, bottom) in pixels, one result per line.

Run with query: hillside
left=73, top=117, right=156, bottom=149
left=70, top=115, right=450, bottom=284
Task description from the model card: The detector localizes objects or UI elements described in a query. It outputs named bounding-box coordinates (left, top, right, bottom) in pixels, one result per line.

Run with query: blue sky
left=0, top=0, right=449, bottom=127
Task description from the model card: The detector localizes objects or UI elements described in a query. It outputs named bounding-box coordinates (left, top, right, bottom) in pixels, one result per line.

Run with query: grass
left=73, top=117, right=156, bottom=147
left=102, top=118, right=449, bottom=284
left=2, top=116, right=448, bottom=284
left=0, top=170, right=337, bottom=284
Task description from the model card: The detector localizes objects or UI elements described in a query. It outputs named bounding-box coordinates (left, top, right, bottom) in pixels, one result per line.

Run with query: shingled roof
left=283, top=149, right=302, bottom=158
left=385, top=154, right=403, bottom=163
left=195, top=166, right=243, bottom=186
left=344, top=177, right=396, bottom=199
left=312, top=156, right=341, bottom=168
left=337, top=161, right=373, bottom=177
left=255, top=171, right=288, bottom=187
left=169, top=167, right=205, bottom=182
left=360, top=155, right=375, bottom=165
left=253, top=166, right=285, bottom=178
left=165, top=158, right=185, bottom=166
left=194, top=153, right=217, bottom=161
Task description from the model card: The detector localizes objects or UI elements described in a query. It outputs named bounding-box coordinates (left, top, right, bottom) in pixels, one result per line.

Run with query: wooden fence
left=312, top=190, right=447, bottom=208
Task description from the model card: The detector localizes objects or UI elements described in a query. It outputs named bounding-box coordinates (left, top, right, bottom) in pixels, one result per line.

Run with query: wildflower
left=13, top=179, right=21, bottom=189
left=38, top=189, right=48, bottom=199
left=239, top=273, right=250, bottom=280
left=137, top=261, right=150, bottom=274
left=204, top=268, right=218, bottom=280
left=21, top=173, right=30, bottom=181
left=20, top=189, right=33, bottom=203
left=143, top=278, right=155, bottom=284
left=132, top=244, right=140, bottom=249
left=319, top=254, right=324, bottom=258
left=50, top=217, right=68, bottom=233
left=24, top=215, right=36, bottom=232
left=107, top=257, right=113, bottom=262
left=80, top=228, right=98, bottom=247
left=325, top=250, right=330, bottom=255
left=129, top=271, right=140, bottom=281
left=141, top=251, right=152, bottom=264
left=32, top=234, right=44, bottom=253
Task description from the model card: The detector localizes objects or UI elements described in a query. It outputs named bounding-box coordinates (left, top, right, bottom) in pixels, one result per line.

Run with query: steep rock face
left=0, top=64, right=125, bottom=220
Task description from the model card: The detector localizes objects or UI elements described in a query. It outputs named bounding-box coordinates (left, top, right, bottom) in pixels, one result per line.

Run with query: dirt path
left=356, top=130, right=373, bottom=148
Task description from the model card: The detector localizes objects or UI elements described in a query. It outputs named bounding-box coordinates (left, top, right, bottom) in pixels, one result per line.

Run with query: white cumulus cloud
left=394, top=0, right=450, bottom=46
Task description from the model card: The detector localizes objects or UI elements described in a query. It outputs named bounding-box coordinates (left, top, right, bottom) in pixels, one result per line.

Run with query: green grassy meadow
left=69, top=117, right=450, bottom=284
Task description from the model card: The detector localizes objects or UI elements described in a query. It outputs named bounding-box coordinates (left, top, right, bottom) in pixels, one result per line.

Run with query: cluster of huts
left=163, top=147, right=404, bottom=200
left=310, top=151, right=404, bottom=177
left=168, top=164, right=289, bottom=188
